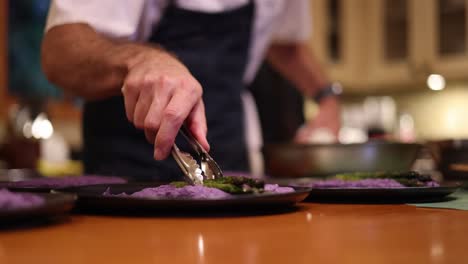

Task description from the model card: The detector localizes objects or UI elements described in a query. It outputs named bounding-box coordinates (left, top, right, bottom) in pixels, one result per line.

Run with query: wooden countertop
left=1, top=203, right=468, bottom=264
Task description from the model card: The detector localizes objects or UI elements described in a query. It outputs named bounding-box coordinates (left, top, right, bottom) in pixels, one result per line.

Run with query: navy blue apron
left=248, top=62, right=304, bottom=143
left=82, top=2, right=253, bottom=180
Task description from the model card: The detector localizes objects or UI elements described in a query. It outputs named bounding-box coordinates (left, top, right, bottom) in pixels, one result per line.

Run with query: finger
left=122, top=82, right=139, bottom=123
left=122, top=66, right=149, bottom=123
left=144, top=130, right=157, bottom=145
left=154, top=88, right=199, bottom=160
left=186, top=100, right=210, bottom=151
left=133, top=79, right=154, bottom=129
left=143, top=87, right=172, bottom=143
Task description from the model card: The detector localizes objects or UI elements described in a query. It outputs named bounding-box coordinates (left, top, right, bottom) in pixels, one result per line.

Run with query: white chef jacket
left=46, top=0, right=311, bottom=84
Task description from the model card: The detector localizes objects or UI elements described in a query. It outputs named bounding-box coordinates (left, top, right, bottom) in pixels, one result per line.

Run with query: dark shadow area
left=70, top=204, right=305, bottom=218
left=0, top=214, right=71, bottom=232
left=304, top=195, right=458, bottom=204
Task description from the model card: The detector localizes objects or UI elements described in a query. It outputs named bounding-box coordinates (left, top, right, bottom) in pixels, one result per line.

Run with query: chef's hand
left=295, top=97, right=340, bottom=143
left=122, top=49, right=209, bottom=160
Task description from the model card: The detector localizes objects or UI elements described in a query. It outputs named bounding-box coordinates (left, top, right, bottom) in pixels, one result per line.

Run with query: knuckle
left=133, top=117, right=144, bottom=129
left=134, top=122, right=144, bottom=129
left=133, top=113, right=145, bottom=129
left=142, top=74, right=157, bottom=88
left=163, top=108, right=184, bottom=125
left=144, top=118, right=159, bottom=130
left=159, top=75, right=174, bottom=88
left=155, top=137, right=169, bottom=153
left=181, top=78, right=202, bottom=98
left=124, top=77, right=140, bottom=92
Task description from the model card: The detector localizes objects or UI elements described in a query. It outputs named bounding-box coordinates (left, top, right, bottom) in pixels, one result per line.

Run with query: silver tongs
left=171, top=125, right=223, bottom=185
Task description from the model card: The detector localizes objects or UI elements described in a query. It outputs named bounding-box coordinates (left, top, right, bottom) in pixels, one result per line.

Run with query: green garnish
left=171, top=181, right=188, bottom=188
left=204, top=176, right=265, bottom=194
left=171, top=176, right=265, bottom=194
left=334, top=171, right=434, bottom=187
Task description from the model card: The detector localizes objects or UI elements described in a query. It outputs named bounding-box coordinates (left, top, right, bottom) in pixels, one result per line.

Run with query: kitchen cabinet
left=367, top=0, right=468, bottom=88
left=427, top=0, right=468, bottom=80
left=308, top=0, right=368, bottom=91
left=365, top=0, right=428, bottom=90
left=309, top=0, right=468, bottom=93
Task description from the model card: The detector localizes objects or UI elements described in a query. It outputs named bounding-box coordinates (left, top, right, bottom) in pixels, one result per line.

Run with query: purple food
left=299, top=178, right=440, bottom=189
left=335, top=171, right=440, bottom=187
left=264, top=184, right=295, bottom=193
left=7, top=175, right=127, bottom=189
left=104, top=185, right=231, bottom=199
left=103, top=183, right=294, bottom=199
left=0, top=189, right=44, bottom=210
left=307, top=179, right=406, bottom=189
left=424, top=181, right=440, bottom=187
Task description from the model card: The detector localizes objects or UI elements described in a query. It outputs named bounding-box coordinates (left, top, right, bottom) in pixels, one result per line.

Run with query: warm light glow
left=31, top=113, right=54, bottom=139
left=197, top=234, right=205, bottom=258
left=431, top=243, right=444, bottom=258
left=306, top=212, right=313, bottom=222
left=22, top=121, right=33, bottom=138
left=398, top=113, right=415, bottom=142
left=427, top=74, right=446, bottom=91
left=339, top=127, right=368, bottom=144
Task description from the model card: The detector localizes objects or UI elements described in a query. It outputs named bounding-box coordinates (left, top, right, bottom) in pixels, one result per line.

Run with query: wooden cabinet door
left=366, top=0, right=428, bottom=90
left=308, top=0, right=367, bottom=91
left=427, top=0, right=468, bottom=80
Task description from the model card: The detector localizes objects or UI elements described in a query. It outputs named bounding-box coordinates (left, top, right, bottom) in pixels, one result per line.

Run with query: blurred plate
left=0, top=192, right=76, bottom=223
left=0, top=175, right=127, bottom=193
left=61, top=183, right=310, bottom=212
left=0, top=169, right=42, bottom=182
left=302, top=183, right=460, bottom=203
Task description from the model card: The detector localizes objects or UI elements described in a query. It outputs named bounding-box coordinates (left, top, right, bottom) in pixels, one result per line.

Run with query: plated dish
left=1, top=175, right=127, bottom=192
left=0, top=188, right=76, bottom=223
left=287, top=171, right=460, bottom=203
left=62, top=179, right=309, bottom=212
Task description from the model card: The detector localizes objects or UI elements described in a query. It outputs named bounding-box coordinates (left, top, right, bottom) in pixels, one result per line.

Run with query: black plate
left=61, top=183, right=310, bottom=213
left=0, top=176, right=127, bottom=193
left=0, top=192, right=76, bottom=223
left=303, top=183, right=461, bottom=203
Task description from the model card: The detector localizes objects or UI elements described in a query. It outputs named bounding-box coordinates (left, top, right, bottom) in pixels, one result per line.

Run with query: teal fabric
left=8, top=0, right=62, bottom=99
left=409, top=189, right=468, bottom=211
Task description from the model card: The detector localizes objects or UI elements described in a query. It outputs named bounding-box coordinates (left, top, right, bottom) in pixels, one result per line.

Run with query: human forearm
left=267, top=43, right=340, bottom=140
left=42, top=23, right=150, bottom=100
left=41, top=23, right=209, bottom=159
left=266, top=43, right=328, bottom=97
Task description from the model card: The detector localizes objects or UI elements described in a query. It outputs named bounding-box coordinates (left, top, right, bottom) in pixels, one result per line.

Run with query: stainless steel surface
left=264, top=142, right=422, bottom=178
left=171, top=144, right=203, bottom=185
left=171, top=126, right=223, bottom=184
left=179, top=125, right=223, bottom=180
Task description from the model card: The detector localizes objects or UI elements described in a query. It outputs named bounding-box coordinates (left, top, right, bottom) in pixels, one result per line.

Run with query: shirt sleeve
left=45, top=0, right=146, bottom=39
left=272, top=0, right=311, bottom=43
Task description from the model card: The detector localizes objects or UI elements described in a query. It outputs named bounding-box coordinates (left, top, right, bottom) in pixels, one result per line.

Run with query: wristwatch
left=313, top=82, right=343, bottom=103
